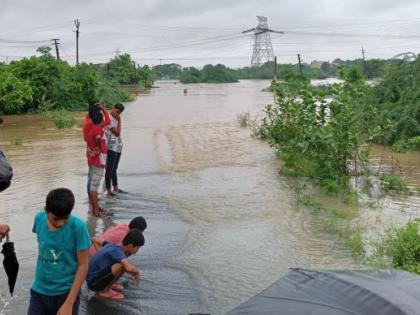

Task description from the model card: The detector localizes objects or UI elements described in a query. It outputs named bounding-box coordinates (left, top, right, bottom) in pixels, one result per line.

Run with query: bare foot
left=107, top=191, right=117, bottom=197
left=95, top=289, right=124, bottom=301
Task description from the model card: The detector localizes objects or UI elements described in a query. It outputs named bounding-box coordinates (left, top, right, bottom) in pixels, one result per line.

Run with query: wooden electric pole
left=297, top=54, right=303, bottom=77
left=51, top=38, right=60, bottom=60
left=74, top=19, right=80, bottom=65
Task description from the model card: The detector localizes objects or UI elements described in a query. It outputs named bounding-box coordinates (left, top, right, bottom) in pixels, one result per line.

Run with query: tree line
left=0, top=47, right=154, bottom=115
left=152, top=58, right=393, bottom=83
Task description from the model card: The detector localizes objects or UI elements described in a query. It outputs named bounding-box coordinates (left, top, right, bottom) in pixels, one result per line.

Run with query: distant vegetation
left=97, top=53, right=155, bottom=88
left=179, top=64, right=238, bottom=83
left=153, top=58, right=392, bottom=83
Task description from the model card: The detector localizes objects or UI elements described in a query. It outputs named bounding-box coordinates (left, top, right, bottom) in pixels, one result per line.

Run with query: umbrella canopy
left=1, top=235, right=19, bottom=296
left=226, top=268, right=420, bottom=315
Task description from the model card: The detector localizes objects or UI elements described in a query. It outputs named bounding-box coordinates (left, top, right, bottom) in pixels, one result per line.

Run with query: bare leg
left=95, top=263, right=126, bottom=300
left=88, top=191, right=100, bottom=216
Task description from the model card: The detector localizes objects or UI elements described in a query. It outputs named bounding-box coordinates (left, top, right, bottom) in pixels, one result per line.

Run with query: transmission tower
left=242, top=16, right=283, bottom=67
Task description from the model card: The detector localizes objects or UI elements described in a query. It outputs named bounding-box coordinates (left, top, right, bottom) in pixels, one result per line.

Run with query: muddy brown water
left=0, top=80, right=419, bottom=314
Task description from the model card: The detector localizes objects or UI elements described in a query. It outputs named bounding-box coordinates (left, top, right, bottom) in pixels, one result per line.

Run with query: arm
left=110, top=117, right=121, bottom=137
left=0, top=224, right=10, bottom=238
left=92, top=236, right=104, bottom=250
left=57, top=249, right=89, bottom=315
left=101, top=109, right=111, bottom=127
left=121, top=258, right=140, bottom=283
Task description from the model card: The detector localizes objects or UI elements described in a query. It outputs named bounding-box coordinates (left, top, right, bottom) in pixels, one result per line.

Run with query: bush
left=385, top=220, right=420, bottom=274
left=0, top=70, right=33, bottom=114
left=45, top=110, right=76, bottom=129
left=379, top=175, right=409, bottom=193
left=0, top=49, right=137, bottom=115
left=258, top=72, right=378, bottom=191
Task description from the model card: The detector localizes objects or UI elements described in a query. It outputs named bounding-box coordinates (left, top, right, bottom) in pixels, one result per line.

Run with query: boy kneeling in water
left=86, top=229, right=144, bottom=301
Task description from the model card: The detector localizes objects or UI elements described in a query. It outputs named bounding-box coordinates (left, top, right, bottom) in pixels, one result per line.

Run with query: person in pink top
left=89, top=216, right=147, bottom=257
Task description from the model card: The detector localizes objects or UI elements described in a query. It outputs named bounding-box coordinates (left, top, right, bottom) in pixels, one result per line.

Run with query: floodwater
left=0, top=80, right=418, bottom=314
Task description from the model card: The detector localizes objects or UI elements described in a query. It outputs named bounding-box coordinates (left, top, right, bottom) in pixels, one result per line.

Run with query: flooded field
left=0, top=80, right=419, bottom=314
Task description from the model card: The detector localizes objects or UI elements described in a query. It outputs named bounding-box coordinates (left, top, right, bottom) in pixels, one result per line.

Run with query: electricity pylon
left=242, top=16, right=283, bottom=67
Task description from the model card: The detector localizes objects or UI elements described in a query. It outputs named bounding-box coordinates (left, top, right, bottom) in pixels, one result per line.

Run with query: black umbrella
left=1, top=234, right=19, bottom=296
left=226, top=268, right=420, bottom=315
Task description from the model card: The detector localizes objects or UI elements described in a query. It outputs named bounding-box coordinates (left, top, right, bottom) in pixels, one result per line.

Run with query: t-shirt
left=87, top=243, right=126, bottom=284
left=83, top=111, right=111, bottom=168
left=32, top=212, right=92, bottom=296
left=104, top=115, right=123, bottom=153
left=88, top=224, right=129, bottom=257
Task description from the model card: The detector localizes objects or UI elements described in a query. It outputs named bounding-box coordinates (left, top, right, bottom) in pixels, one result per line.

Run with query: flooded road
left=0, top=80, right=418, bottom=314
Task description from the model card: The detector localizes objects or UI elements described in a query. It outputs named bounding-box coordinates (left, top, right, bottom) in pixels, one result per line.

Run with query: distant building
left=310, top=60, right=326, bottom=69
left=93, top=63, right=108, bottom=71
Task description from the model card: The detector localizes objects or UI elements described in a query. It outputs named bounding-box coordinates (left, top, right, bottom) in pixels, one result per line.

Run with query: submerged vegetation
left=256, top=58, right=420, bottom=273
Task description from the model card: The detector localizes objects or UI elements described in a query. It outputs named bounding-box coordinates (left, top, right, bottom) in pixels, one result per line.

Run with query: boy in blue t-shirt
left=87, top=229, right=144, bottom=301
left=28, top=188, right=92, bottom=315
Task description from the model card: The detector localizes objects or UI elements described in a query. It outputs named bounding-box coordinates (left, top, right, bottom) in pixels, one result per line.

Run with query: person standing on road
left=104, top=103, right=126, bottom=197
left=83, top=101, right=111, bottom=217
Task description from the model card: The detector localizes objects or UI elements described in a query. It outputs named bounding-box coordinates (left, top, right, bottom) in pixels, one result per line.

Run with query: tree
left=0, top=71, right=33, bottom=114
left=36, top=46, right=53, bottom=57
left=138, top=65, right=154, bottom=88
left=153, top=63, right=181, bottom=80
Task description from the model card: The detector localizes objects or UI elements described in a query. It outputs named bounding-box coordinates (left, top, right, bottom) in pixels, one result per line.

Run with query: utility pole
left=297, top=54, right=303, bottom=77
left=361, top=47, right=366, bottom=77
left=51, top=38, right=60, bottom=60
left=273, top=56, right=277, bottom=81
left=74, top=19, right=80, bottom=65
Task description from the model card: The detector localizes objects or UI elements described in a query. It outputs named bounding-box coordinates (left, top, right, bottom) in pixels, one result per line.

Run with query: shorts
left=28, top=289, right=80, bottom=315
left=87, top=266, right=114, bottom=292
left=87, top=166, right=104, bottom=193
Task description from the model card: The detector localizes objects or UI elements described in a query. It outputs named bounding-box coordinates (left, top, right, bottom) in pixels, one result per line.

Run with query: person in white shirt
left=104, top=103, right=125, bottom=196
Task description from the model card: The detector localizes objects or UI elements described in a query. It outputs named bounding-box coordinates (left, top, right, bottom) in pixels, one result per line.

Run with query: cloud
left=1, top=0, right=420, bottom=67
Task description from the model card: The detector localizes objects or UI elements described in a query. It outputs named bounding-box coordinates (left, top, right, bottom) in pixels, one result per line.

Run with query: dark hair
left=90, top=111, right=103, bottom=125
left=0, top=117, right=3, bottom=125
left=129, top=216, right=147, bottom=231
left=114, top=103, right=125, bottom=112
left=122, top=229, right=145, bottom=247
left=88, top=100, right=99, bottom=107
left=45, top=188, right=75, bottom=217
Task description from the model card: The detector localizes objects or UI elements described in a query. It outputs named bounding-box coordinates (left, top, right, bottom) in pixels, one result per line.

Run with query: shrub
left=385, top=220, right=420, bottom=274
left=379, top=175, right=409, bottom=193
left=45, top=110, right=76, bottom=129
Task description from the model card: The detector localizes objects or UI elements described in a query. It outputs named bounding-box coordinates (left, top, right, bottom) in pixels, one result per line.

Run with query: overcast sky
left=1, top=0, right=420, bottom=67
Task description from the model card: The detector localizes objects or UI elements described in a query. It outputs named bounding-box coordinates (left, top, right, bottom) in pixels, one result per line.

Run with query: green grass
left=44, top=110, right=77, bottom=129
left=10, top=136, right=23, bottom=145
left=379, top=175, right=409, bottom=193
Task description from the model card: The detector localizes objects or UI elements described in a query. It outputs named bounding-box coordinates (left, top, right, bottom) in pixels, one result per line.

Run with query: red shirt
left=89, top=224, right=129, bottom=257
left=83, top=110, right=110, bottom=168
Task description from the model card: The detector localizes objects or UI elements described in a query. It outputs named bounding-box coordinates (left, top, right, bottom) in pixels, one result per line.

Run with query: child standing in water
left=28, top=188, right=91, bottom=315
left=83, top=101, right=111, bottom=217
